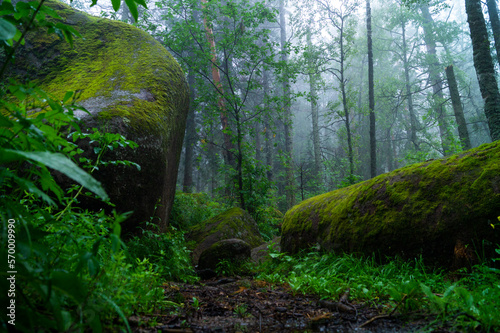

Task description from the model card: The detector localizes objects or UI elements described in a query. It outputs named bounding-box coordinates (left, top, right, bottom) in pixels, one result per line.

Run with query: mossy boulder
left=281, top=141, right=500, bottom=268
left=251, top=236, right=281, bottom=264
left=6, top=1, right=189, bottom=232
left=198, top=239, right=251, bottom=270
left=187, top=207, right=264, bottom=264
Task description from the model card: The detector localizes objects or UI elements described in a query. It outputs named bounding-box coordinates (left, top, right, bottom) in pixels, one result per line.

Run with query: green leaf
left=62, top=91, right=74, bottom=103
left=111, top=0, right=121, bottom=11
left=0, top=113, right=13, bottom=127
left=0, top=149, right=108, bottom=201
left=13, top=171, right=57, bottom=206
left=134, top=0, right=148, bottom=8
left=0, top=18, right=16, bottom=40
left=101, top=294, right=132, bottom=333
left=124, top=0, right=138, bottom=22
left=51, top=271, right=87, bottom=302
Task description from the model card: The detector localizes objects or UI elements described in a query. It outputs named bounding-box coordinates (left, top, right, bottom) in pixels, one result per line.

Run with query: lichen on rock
left=5, top=0, right=190, bottom=232
left=281, top=141, right=500, bottom=268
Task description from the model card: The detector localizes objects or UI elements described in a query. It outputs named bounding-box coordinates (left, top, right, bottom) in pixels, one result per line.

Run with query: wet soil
left=130, top=276, right=447, bottom=333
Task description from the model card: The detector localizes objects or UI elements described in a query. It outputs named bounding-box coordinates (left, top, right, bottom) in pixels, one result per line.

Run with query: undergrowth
left=126, top=221, right=197, bottom=283
left=257, top=243, right=500, bottom=332
left=0, top=78, right=186, bottom=331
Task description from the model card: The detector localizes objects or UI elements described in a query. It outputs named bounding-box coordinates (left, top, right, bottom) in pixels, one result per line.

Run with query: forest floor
left=129, top=275, right=450, bottom=333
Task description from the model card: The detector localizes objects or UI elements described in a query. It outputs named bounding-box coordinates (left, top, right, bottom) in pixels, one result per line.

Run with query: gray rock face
left=7, top=0, right=189, bottom=232
left=251, top=237, right=281, bottom=264
left=198, top=239, right=252, bottom=270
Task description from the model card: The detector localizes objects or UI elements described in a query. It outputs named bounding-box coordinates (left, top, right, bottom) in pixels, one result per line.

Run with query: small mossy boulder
left=251, top=236, right=281, bottom=264
left=281, top=141, right=500, bottom=268
left=5, top=1, right=189, bottom=232
left=198, top=239, right=251, bottom=270
left=187, top=207, right=264, bottom=264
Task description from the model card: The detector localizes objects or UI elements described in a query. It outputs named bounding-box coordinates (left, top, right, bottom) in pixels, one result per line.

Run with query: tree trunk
left=339, top=24, right=354, bottom=182
left=399, top=24, right=419, bottom=149
left=445, top=65, right=471, bottom=150
left=183, top=69, right=197, bottom=192
left=306, top=26, right=322, bottom=185
left=120, top=0, right=132, bottom=23
left=279, top=0, right=295, bottom=208
left=420, top=4, right=454, bottom=155
left=367, top=0, right=376, bottom=178
left=466, top=0, right=500, bottom=141
left=401, top=16, right=419, bottom=150
left=263, top=68, right=273, bottom=182
left=200, top=0, right=235, bottom=168
left=486, top=0, right=500, bottom=65
left=386, top=128, right=393, bottom=172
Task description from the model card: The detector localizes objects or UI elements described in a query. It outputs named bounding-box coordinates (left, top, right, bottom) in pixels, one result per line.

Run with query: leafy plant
left=169, top=192, right=228, bottom=230
left=0, top=0, right=185, bottom=331
left=233, top=304, right=251, bottom=318
left=257, top=249, right=500, bottom=331
left=126, top=223, right=197, bottom=283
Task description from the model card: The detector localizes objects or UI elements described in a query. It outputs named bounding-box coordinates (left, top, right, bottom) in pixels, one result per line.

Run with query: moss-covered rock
left=187, top=207, right=264, bottom=264
left=198, top=239, right=251, bottom=270
left=281, top=141, right=500, bottom=268
left=6, top=1, right=189, bottom=232
left=251, top=236, right=281, bottom=264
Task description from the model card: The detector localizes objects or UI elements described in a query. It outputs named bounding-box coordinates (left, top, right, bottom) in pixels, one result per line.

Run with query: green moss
left=5, top=0, right=190, bottom=232
left=189, top=207, right=263, bottom=248
left=281, top=141, right=500, bottom=265
left=15, top=0, right=188, bottom=135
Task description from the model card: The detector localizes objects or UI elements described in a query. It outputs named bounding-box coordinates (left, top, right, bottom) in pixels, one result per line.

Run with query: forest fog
left=67, top=0, right=497, bottom=212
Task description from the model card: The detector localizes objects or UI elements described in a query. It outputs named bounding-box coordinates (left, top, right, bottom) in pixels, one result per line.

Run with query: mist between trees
left=68, top=0, right=500, bottom=213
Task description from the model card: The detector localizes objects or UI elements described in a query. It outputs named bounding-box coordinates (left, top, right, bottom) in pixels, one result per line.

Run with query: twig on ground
left=358, top=294, right=407, bottom=328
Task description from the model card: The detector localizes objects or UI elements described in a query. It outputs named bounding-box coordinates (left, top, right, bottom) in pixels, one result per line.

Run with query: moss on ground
left=281, top=141, right=500, bottom=267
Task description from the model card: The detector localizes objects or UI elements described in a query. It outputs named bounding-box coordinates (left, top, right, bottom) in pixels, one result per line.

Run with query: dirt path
left=130, top=276, right=438, bottom=332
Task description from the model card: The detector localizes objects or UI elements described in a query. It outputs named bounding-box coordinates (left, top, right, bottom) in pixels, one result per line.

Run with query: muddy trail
left=130, top=276, right=447, bottom=333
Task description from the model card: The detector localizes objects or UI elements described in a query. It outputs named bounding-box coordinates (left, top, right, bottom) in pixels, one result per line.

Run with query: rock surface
left=7, top=0, right=189, bottom=232
left=251, top=236, right=281, bottom=264
left=197, top=238, right=251, bottom=270
left=187, top=207, right=264, bottom=264
left=281, top=141, right=500, bottom=268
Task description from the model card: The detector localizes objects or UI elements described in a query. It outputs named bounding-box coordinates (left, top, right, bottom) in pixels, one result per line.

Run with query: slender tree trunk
left=263, top=68, right=273, bottom=182
left=306, top=26, right=322, bottom=185
left=120, top=0, right=132, bottom=23
left=386, top=128, right=393, bottom=172
left=279, top=0, right=295, bottom=208
left=367, top=0, right=376, bottom=178
left=200, top=0, right=235, bottom=168
left=183, top=69, right=197, bottom=192
left=339, top=24, right=354, bottom=182
left=255, top=121, right=261, bottom=162
left=401, top=17, right=419, bottom=150
left=235, top=111, right=246, bottom=210
left=466, top=0, right=500, bottom=141
left=420, top=4, right=454, bottom=154
left=445, top=65, right=471, bottom=150
left=486, top=0, right=500, bottom=65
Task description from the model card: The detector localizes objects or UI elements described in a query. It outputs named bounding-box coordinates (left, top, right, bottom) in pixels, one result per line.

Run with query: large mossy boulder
left=6, top=1, right=189, bottom=232
left=281, top=141, right=500, bottom=268
left=187, top=207, right=264, bottom=264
